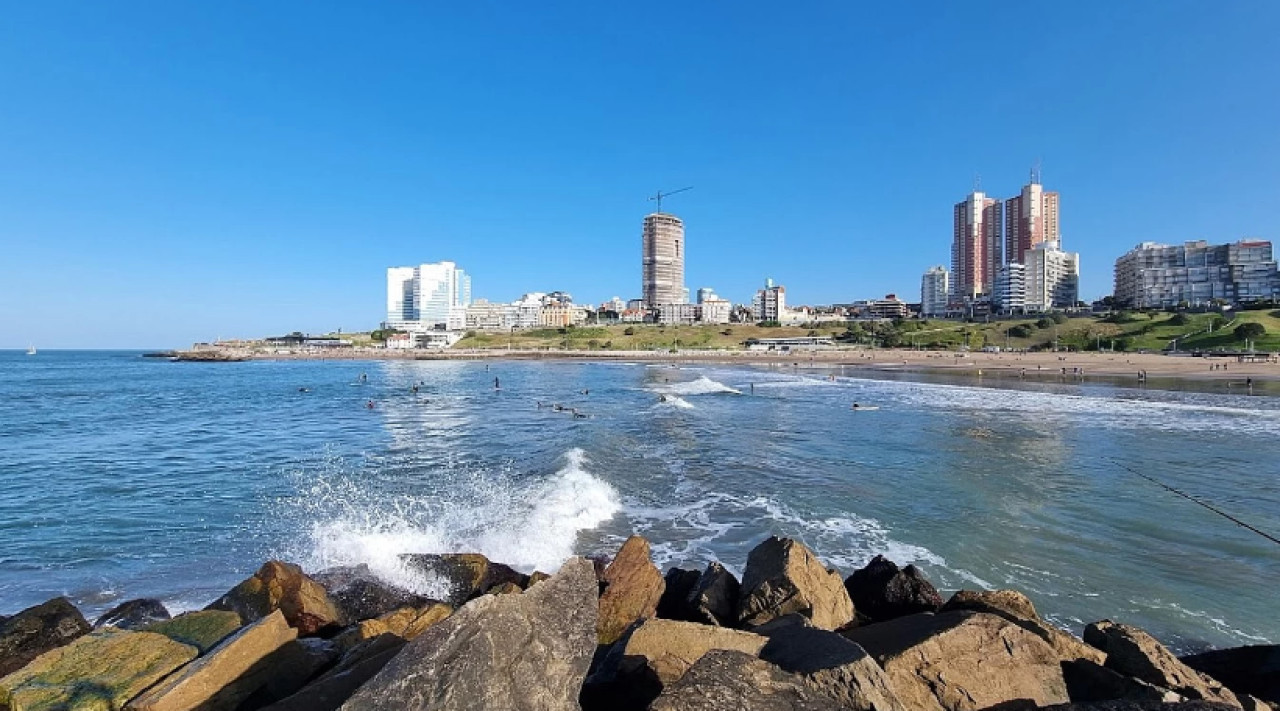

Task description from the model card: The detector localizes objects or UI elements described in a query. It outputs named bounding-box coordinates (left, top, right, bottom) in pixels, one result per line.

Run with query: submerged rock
left=0, top=630, right=195, bottom=711
left=208, top=561, right=345, bottom=636
left=1084, top=620, right=1240, bottom=707
left=688, top=562, right=740, bottom=627
left=340, top=557, right=598, bottom=710
left=597, top=536, right=666, bottom=645
left=94, top=599, right=171, bottom=631
left=0, top=597, right=91, bottom=677
left=844, top=555, right=943, bottom=623
left=843, top=610, right=1071, bottom=711
left=144, top=610, right=242, bottom=654
left=128, top=609, right=298, bottom=711
left=736, top=537, right=854, bottom=631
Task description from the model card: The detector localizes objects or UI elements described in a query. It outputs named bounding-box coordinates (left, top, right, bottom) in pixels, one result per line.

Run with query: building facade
left=386, top=261, right=471, bottom=331
left=1005, top=179, right=1060, bottom=266
left=952, top=192, right=1003, bottom=302
left=753, top=278, right=786, bottom=322
left=1114, top=240, right=1280, bottom=308
left=642, top=213, right=686, bottom=307
left=920, top=266, right=950, bottom=317
left=464, top=299, right=509, bottom=331
left=1024, top=242, right=1079, bottom=311
left=697, top=298, right=731, bottom=324
left=993, top=262, right=1027, bottom=313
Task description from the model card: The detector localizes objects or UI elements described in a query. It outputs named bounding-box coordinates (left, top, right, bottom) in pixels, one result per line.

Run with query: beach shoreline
left=179, top=346, right=1280, bottom=388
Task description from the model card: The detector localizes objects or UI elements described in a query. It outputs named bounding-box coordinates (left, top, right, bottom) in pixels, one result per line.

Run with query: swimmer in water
left=494, top=377, right=500, bottom=390
left=298, top=387, right=309, bottom=393
left=366, top=400, right=375, bottom=409
left=851, top=402, right=860, bottom=410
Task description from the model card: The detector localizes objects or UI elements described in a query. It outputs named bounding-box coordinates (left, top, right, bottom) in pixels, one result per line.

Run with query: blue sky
left=2, top=1, right=1278, bottom=348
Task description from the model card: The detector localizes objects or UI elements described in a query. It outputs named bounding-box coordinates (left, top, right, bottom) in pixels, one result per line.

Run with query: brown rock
left=529, top=572, right=552, bottom=587
left=263, top=633, right=406, bottom=711
left=1084, top=621, right=1240, bottom=707
left=333, top=604, right=452, bottom=651
left=489, top=582, right=523, bottom=595
left=208, top=561, right=345, bottom=636
left=648, top=649, right=850, bottom=711
left=236, top=637, right=341, bottom=709
left=843, top=555, right=943, bottom=623
left=1063, top=659, right=1186, bottom=704
left=843, top=610, right=1071, bottom=711
left=597, top=536, right=666, bottom=645
left=736, top=537, right=854, bottom=631
left=0, top=597, right=91, bottom=677
left=127, top=609, right=299, bottom=711
left=619, top=618, right=766, bottom=688
left=398, top=553, right=528, bottom=607
left=339, top=557, right=598, bottom=710
left=689, top=562, right=740, bottom=627
left=943, top=589, right=1105, bottom=665
left=1041, top=702, right=1241, bottom=710
left=0, top=630, right=196, bottom=711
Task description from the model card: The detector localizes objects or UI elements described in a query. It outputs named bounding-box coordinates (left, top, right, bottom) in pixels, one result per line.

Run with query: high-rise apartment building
left=1114, top=240, right=1279, bottom=308
left=642, top=213, right=686, bottom=307
left=951, top=192, right=1003, bottom=302
left=385, top=261, right=471, bottom=331
left=920, top=266, right=950, bottom=317
left=1005, top=178, right=1060, bottom=266
left=993, top=263, right=1027, bottom=313
left=753, top=278, right=786, bottom=322
left=1024, top=242, right=1079, bottom=311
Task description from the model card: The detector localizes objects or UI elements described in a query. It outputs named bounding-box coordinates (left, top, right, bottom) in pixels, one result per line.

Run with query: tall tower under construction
left=642, top=213, right=685, bottom=306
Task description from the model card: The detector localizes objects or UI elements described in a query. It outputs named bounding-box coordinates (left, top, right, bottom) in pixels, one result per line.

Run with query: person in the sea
left=360, top=373, right=367, bottom=382
left=852, top=402, right=860, bottom=410
left=494, top=377, right=500, bottom=389
left=366, top=400, right=375, bottom=409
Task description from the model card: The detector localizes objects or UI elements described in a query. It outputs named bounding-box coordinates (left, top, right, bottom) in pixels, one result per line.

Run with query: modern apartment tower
left=951, top=192, right=1003, bottom=302
left=642, top=213, right=686, bottom=307
left=386, top=261, right=472, bottom=331
left=920, top=266, right=950, bottom=317
left=1024, top=242, right=1079, bottom=311
left=1114, top=240, right=1279, bottom=308
left=1005, top=173, right=1060, bottom=266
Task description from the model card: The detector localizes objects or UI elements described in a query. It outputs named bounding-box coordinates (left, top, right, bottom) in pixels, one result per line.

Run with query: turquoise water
left=1, top=351, right=1277, bottom=651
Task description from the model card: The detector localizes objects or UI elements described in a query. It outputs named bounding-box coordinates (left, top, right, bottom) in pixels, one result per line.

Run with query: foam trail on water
left=659, top=376, right=741, bottom=396
left=281, top=448, right=620, bottom=595
left=655, top=395, right=695, bottom=409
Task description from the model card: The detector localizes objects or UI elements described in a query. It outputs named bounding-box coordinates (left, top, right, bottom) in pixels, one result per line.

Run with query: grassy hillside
left=450, top=310, right=1280, bottom=353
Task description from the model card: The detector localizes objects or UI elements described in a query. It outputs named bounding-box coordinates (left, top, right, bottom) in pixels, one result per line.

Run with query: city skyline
left=3, top=3, right=1279, bottom=348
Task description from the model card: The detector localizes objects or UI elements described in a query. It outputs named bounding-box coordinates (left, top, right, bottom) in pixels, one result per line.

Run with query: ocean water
left=1, top=351, right=1277, bottom=651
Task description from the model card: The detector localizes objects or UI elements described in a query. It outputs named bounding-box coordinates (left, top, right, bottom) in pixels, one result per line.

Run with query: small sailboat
left=26, top=345, right=36, bottom=355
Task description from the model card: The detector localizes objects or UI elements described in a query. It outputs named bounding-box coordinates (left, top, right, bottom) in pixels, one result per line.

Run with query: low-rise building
left=697, top=298, right=731, bottom=324
left=1114, top=239, right=1278, bottom=308
left=464, top=299, right=510, bottom=331
left=657, top=303, right=698, bottom=325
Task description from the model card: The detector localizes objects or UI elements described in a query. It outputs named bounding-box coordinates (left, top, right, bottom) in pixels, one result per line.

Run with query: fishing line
left=1110, top=458, right=1280, bottom=547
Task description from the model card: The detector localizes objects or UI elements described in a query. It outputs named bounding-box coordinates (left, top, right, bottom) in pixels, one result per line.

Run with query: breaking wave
left=658, top=376, right=741, bottom=396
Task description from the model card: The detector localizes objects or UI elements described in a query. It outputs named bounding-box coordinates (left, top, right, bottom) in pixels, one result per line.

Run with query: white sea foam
left=280, top=449, right=620, bottom=595
left=657, top=376, right=741, bottom=396
left=655, top=395, right=695, bottom=409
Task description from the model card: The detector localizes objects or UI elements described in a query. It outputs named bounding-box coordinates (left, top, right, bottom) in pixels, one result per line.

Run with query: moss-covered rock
left=144, top=611, right=242, bottom=654
left=0, top=630, right=196, bottom=711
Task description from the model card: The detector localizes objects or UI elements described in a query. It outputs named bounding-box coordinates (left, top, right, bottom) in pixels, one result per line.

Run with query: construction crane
left=649, top=186, right=693, bottom=213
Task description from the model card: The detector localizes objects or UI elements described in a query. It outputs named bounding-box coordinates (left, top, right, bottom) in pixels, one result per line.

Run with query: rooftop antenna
left=1031, top=158, right=1042, bottom=185
left=974, top=173, right=982, bottom=193
left=649, top=186, right=693, bottom=213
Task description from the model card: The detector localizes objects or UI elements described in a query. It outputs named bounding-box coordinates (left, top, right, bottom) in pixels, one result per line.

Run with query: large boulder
left=1180, top=646, right=1280, bottom=705
left=264, top=634, right=406, bottom=711
left=0, top=597, right=91, bottom=677
left=1041, top=702, right=1242, bottom=710
left=597, top=536, right=666, bottom=645
left=127, top=609, right=299, bottom=711
left=236, top=637, right=341, bottom=709
left=943, top=589, right=1105, bottom=665
left=94, top=599, right=171, bottom=631
left=1062, top=659, right=1186, bottom=704
left=398, top=553, right=528, bottom=608
left=758, top=624, right=906, bottom=711
left=208, top=561, right=345, bottom=636
left=844, top=555, right=942, bottom=623
left=313, top=565, right=440, bottom=623
left=657, top=568, right=702, bottom=622
left=648, top=649, right=852, bottom=711
left=688, top=562, right=740, bottom=627
left=0, top=630, right=196, bottom=711
left=584, top=619, right=768, bottom=710
left=1084, top=621, right=1240, bottom=707
left=736, top=537, right=854, bottom=631
left=143, top=610, right=243, bottom=654
left=340, top=556, right=599, bottom=710
left=842, top=610, right=1072, bottom=711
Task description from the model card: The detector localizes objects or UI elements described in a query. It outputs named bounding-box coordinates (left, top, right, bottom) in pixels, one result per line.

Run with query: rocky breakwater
left=0, top=537, right=1276, bottom=711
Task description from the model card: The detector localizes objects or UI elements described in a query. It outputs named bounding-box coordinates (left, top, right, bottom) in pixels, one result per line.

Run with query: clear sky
left=2, top=1, right=1278, bottom=348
